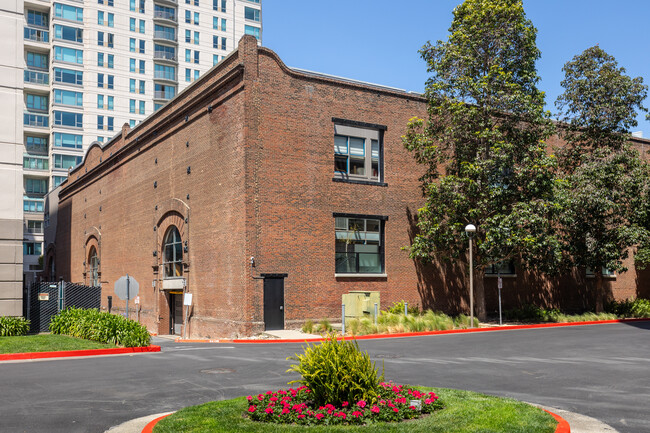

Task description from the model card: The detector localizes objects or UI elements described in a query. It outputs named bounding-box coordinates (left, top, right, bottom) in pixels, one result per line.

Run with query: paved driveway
left=0, top=321, right=648, bottom=433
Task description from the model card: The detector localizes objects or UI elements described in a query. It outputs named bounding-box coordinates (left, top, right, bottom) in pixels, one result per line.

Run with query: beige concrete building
left=8, top=0, right=262, bottom=299
left=0, top=1, right=26, bottom=316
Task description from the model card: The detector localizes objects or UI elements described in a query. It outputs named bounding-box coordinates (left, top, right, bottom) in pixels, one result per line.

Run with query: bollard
left=405, top=302, right=408, bottom=316
left=374, top=303, right=378, bottom=325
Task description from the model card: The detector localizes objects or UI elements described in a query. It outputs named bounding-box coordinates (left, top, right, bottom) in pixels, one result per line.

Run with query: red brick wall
left=58, top=44, right=253, bottom=337
left=245, top=48, right=430, bottom=327
left=56, top=36, right=649, bottom=338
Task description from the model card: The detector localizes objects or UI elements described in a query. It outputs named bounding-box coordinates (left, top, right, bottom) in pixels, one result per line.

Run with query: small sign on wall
left=183, top=293, right=193, bottom=306
left=38, top=293, right=49, bottom=301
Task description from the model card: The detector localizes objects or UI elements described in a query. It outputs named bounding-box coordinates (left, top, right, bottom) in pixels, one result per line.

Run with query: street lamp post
left=465, top=224, right=476, bottom=328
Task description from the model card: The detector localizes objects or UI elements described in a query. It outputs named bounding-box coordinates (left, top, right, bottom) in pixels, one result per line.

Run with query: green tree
left=555, top=46, right=650, bottom=311
left=403, top=0, right=560, bottom=320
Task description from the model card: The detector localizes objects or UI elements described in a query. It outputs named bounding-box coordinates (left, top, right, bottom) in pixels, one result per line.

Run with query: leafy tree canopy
left=554, top=46, right=650, bottom=311
left=556, top=46, right=648, bottom=156
left=404, top=0, right=561, bottom=320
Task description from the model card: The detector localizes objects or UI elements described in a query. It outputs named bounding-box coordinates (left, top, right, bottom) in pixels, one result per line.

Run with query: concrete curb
left=545, top=409, right=571, bottom=433
left=533, top=405, right=620, bottom=433
left=104, top=412, right=172, bottom=433
left=141, top=414, right=171, bottom=433
left=0, top=345, right=161, bottom=361
left=174, top=318, right=650, bottom=344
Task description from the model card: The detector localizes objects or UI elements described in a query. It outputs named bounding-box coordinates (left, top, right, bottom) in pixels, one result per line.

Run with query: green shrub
left=630, top=299, right=650, bottom=318
left=606, top=298, right=650, bottom=318
left=0, top=316, right=30, bottom=336
left=287, top=334, right=384, bottom=407
left=504, top=304, right=545, bottom=321
left=384, top=300, right=421, bottom=316
left=49, top=307, right=150, bottom=347
left=505, top=304, right=620, bottom=323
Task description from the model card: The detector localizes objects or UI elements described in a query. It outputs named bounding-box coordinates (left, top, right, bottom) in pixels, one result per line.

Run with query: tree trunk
left=474, top=269, right=487, bottom=322
left=595, top=272, right=604, bottom=313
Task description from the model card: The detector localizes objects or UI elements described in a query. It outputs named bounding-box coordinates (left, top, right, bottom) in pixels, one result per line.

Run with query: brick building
left=52, top=36, right=649, bottom=338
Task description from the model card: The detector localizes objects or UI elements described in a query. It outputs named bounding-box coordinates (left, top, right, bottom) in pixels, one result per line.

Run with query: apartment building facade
left=6, top=0, right=262, bottom=313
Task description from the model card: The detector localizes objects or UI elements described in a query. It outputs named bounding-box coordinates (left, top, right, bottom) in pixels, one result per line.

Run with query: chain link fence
left=26, top=282, right=101, bottom=333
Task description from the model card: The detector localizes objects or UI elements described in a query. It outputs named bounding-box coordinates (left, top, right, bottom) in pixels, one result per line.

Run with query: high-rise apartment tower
left=2, top=0, right=262, bottom=315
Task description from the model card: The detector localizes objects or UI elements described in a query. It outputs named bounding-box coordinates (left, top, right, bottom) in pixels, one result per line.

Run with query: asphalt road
left=0, top=321, right=648, bottom=433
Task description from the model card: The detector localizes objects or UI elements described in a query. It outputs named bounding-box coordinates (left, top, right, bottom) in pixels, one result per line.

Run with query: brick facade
left=55, top=36, right=649, bottom=338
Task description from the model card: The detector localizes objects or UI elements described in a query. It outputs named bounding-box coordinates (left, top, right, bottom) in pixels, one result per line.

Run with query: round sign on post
left=114, top=275, right=139, bottom=320
left=114, top=275, right=140, bottom=300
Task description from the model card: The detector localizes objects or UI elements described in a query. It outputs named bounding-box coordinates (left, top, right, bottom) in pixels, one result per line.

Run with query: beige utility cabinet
left=342, top=291, right=380, bottom=325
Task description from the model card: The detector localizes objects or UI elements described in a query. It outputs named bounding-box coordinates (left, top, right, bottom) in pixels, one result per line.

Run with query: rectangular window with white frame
left=333, top=118, right=386, bottom=185
left=485, top=260, right=516, bottom=276
left=586, top=267, right=616, bottom=278
left=334, top=213, right=386, bottom=275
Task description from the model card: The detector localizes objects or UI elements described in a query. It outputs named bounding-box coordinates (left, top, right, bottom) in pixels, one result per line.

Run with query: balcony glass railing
left=25, top=142, right=48, bottom=154
left=24, top=70, right=49, bottom=85
left=153, top=11, right=177, bottom=22
left=154, top=30, right=177, bottom=42
left=24, top=113, right=49, bottom=128
left=23, top=156, right=49, bottom=170
left=24, top=198, right=45, bottom=213
left=24, top=27, right=49, bottom=43
left=335, top=252, right=382, bottom=274
left=154, top=90, right=176, bottom=100
left=154, top=70, right=177, bottom=81
left=154, top=50, right=177, bottom=61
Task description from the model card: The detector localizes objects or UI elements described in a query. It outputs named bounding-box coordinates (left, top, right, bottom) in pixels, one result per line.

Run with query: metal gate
left=26, top=282, right=101, bottom=333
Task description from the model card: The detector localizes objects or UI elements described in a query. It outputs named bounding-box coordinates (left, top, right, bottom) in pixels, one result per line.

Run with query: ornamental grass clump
left=346, top=310, right=477, bottom=336
left=286, top=334, right=383, bottom=407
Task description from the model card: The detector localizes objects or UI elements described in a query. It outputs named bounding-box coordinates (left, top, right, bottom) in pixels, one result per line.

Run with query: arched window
left=163, top=226, right=183, bottom=278
left=88, top=246, right=99, bottom=286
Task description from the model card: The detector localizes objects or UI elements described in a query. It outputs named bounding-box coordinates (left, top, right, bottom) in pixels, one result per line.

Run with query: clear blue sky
left=262, top=0, right=650, bottom=136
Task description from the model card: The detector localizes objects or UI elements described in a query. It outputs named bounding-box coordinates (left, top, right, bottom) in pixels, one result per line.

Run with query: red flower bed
left=246, top=382, right=443, bottom=426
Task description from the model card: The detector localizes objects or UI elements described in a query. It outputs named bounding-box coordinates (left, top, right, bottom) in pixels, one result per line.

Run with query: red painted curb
left=141, top=414, right=170, bottom=433
left=140, top=407, right=570, bottom=432
left=545, top=409, right=571, bottom=433
left=0, top=345, right=161, bottom=361
left=173, top=318, right=649, bottom=344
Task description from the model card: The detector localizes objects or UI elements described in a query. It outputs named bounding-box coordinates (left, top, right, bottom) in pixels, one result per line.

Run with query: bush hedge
left=0, top=316, right=30, bottom=336
left=606, top=298, right=650, bottom=318
left=505, top=299, right=650, bottom=322
left=49, top=307, right=150, bottom=347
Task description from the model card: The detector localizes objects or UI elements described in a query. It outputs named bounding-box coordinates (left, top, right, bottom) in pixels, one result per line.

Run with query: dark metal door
left=263, top=277, right=284, bottom=330
left=170, top=294, right=183, bottom=335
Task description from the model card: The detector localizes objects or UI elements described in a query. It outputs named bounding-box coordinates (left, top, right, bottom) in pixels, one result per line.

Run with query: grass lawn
left=154, top=387, right=557, bottom=433
left=0, top=334, right=118, bottom=354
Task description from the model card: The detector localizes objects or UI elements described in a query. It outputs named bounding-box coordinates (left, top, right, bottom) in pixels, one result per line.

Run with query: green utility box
left=342, top=291, right=380, bottom=325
